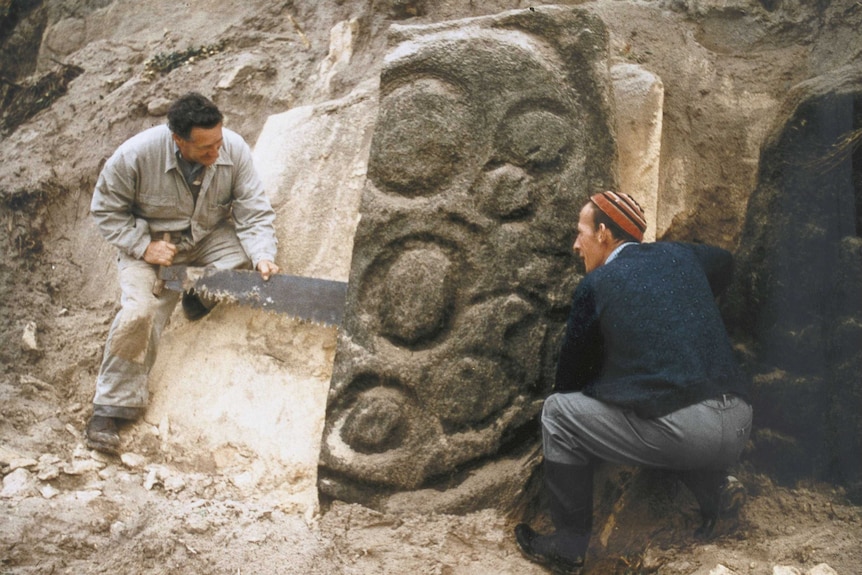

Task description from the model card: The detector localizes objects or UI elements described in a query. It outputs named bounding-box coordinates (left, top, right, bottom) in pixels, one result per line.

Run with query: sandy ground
left=2, top=1, right=861, bottom=574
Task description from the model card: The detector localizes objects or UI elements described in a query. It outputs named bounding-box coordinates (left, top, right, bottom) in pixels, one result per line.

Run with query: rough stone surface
left=611, top=62, right=663, bottom=241
left=320, top=6, right=617, bottom=508
left=726, top=64, right=862, bottom=488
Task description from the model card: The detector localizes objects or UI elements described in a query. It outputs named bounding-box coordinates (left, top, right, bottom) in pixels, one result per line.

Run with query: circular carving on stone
left=429, top=355, right=513, bottom=426
left=370, top=243, right=456, bottom=347
left=341, top=386, right=408, bottom=454
left=495, top=107, right=573, bottom=172
left=369, top=77, right=473, bottom=197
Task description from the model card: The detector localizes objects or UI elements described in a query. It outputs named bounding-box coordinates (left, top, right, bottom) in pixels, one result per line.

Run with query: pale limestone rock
left=9, top=457, right=38, bottom=471
left=611, top=62, right=664, bottom=241
left=120, top=452, right=148, bottom=470
left=1, top=468, right=34, bottom=498
left=147, top=98, right=172, bottom=116
left=39, top=484, right=60, bottom=499
left=217, top=52, right=270, bottom=90
left=21, top=321, right=38, bottom=351
left=316, top=19, right=360, bottom=97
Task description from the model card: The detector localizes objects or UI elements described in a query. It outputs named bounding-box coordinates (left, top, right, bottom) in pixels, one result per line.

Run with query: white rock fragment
left=147, top=97, right=172, bottom=116
left=39, top=483, right=60, bottom=499
left=38, top=454, right=62, bottom=466
left=773, top=567, right=803, bottom=575
left=163, top=474, right=186, bottom=493
left=21, top=321, right=39, bottom=351
left=120, top=452, right=147, bottom=470
left=1, top=468, right=34, bottom=498
left=9, top=457, right=38, bottom=470
left=72, top=490, right=102, bottom=503
left=808, top=565, right=838, bottom=575
left=72, top=445, right=91, bottom=459
left=144, top=468, right=159, bottom=490
left=709, top=566, right=736, bottom=575
left=217, top=52, right=269, bottom=90
left=63, top=459, right=103, bottom=476
left=230, top=471, right=257, bottom=491
left=142, top=465, right=183, bottom=491
left=110, top=520, right=127, bottom=538
left=37, top=463, right=60, bottom=481
left=184, top=513, right=211, bottom=534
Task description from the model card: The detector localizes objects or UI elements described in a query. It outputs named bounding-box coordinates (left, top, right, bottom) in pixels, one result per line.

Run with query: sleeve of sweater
left=554, top=277, right=604, bottom=392
left=687, top=243, right=734, bottom=298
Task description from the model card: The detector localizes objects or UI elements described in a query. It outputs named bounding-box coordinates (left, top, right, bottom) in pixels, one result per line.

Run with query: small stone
left=110, top=521, right=127, bottom=538
left=808, top=565, right=838, bottom=575
left=185, top=513, right=211, bottom=534
left=39, top=484, right=60, bottom=499
left=63, top=459, right=103, bottom=476
left=37, top=464, right=60, bottom=482
left=163, top=474, right=186, bottom=493
left=120, top=452, right=147, bottom=470
left=1, top=468, right=34, bottom=498
left=773, top=567, right=802, bottom=575
left=9, top=457, right=38, bottom=471
left=21, top=321, right=39, bottom=351
left=73, top=490, right=102, bottom=503
left=147, top=97, right=172, bottom=116
left=144, top=468, right=161, bottom=490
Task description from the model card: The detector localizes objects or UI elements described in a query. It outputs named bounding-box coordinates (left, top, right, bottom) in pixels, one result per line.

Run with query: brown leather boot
left=86, top=415, right=120, bottom=455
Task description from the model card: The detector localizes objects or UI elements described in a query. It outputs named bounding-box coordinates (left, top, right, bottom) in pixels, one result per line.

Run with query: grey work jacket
left=90, top=124, right=277, bottom=266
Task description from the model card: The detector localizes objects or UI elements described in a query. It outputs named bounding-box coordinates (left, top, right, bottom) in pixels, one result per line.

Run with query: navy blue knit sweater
left=554, top=242, right=750, bottom=418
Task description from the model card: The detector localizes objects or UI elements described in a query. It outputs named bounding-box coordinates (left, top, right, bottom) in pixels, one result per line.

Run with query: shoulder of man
left=104, top=124, right=171, bottom=169
left=120, top=124, right=170, bottom=149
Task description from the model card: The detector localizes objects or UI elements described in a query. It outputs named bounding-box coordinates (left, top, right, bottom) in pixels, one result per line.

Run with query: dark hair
left=589, top=200, right=641, bottom=244
left=167, top=92, right=223, bottom=140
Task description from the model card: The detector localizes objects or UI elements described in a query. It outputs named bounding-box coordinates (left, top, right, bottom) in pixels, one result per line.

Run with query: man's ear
left=597, top=223, right=607, bottom=243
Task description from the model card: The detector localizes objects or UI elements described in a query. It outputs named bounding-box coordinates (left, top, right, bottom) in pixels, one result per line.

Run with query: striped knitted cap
left=590, top=191, right=647, bottom=242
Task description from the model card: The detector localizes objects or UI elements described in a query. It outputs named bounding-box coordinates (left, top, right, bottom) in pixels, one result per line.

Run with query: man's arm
left=554, top=279, right=604, bottom=393
left=90, top=151, right=154, bottom=260
left=687, top=243, right=734, bottom=297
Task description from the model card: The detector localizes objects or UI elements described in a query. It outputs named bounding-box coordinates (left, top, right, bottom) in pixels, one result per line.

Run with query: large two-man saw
left=158, top=265, right=348, bottom=327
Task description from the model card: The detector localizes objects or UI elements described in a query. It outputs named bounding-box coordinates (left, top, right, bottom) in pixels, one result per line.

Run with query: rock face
left=319, top=6, right=617, bottom=507
left=727, top=65, right=862, bottom=491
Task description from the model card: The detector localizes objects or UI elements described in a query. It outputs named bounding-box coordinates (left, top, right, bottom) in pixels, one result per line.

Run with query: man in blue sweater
left=515, top=191, right=752, bottom=574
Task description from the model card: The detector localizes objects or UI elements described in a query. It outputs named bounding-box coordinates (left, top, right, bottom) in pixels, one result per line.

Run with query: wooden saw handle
left=151, top=232, right=172, bottom=297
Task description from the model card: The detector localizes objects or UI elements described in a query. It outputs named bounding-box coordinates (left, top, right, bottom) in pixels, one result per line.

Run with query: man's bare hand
left=257, top=260, right=279, bottom=281
left=143, top=238, right=177, bottom=266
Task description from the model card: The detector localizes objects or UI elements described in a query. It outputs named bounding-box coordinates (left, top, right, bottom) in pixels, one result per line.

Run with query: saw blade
left=159, top=265, right=348, bottom=326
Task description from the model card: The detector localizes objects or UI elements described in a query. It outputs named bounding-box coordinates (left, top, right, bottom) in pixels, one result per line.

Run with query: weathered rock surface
left=726, top=64, right=862, bottom=490
left=320, top=6, right=617, bottom=509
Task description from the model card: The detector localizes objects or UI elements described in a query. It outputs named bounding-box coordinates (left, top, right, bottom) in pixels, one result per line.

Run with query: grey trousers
left=93, top=223, right=251, bottom=419
left=542, top=391, right=752, bottom=470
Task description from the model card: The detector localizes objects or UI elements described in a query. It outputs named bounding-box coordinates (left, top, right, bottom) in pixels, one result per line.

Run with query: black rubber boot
left=86, top=415, right=120, bottom=455
left=515, top=461, right=593, bottom=574
left=680, top=469, right=745, bottom=539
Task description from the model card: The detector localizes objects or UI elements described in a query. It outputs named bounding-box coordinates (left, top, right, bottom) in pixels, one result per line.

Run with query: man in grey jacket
left=86, top=92, right=279, bottom=454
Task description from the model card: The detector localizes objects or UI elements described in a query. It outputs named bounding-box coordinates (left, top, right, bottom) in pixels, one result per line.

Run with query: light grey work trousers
left=93, top=223, right=251, bottom=420
left=542, top=391, right=753, bottom=470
